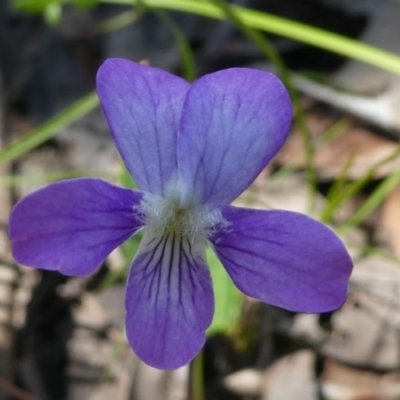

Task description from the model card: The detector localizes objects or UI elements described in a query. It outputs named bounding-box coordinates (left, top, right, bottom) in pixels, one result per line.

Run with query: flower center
left=138, top=193, right=223, bottom=242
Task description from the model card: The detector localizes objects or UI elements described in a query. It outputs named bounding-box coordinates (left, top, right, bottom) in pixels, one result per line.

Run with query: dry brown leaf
left=223, top=369, right=263, bottom=396
left=224, top=351, right=318, bottom=399
left=274, top=113, right=399, bottom=179
left=330, top=256, right=400, bottom=370
left=261, top=350, right=318, bottom=400
left=236, top=173, right=324, bottom=217
left=321, top=359, right=400, bottom=400
left=291, top=255, right=400, bottom=371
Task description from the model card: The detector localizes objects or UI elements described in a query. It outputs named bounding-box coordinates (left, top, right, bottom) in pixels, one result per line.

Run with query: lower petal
left=209, top=206, right=353, bottom=313
left=9, top=178, right=144, bottom=276
left=125, top=228, right=214, bottom=369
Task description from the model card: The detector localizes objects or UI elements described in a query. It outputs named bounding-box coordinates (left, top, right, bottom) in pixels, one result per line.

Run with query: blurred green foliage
left=14, top=0, right=97, bottom=13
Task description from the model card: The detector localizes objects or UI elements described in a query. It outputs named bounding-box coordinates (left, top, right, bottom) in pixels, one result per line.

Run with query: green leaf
left=206, top=247, right=243, bottom=335
left=119, top=163, right=137, bottom=189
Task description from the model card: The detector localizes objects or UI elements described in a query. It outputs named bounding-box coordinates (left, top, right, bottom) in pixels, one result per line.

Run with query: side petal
left=125, top=228, right=214, bottom=369
left=209, top=206, right=352, bottom=312
left=9, top=178, right=144, bottom=276
left=177, top=68, right=292, bottom=206
left=97, top=59, right=190, bottom=196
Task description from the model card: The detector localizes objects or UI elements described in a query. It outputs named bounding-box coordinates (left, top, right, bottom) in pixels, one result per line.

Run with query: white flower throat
left=139, top=193, right=224, bottom=243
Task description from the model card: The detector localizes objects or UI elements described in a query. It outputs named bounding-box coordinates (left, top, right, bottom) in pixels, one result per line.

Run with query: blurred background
left=1, top=0, right=400, bottom=399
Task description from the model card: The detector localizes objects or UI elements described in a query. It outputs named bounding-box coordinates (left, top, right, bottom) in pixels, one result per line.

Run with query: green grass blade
left=0, top=170, right=111, bottom=187
left=94, top=9, right=139, bottom=34
left=339, top=165, right=400, bottom=234
left=321, top=156, right=355, bottom=223
left=100, top=0, right=400, bottom=75
left=153, top=9, right=197, bottom=81
left=321, top=147, right=400, bottom=222
left=319, top=118, right=350, bottom=145
left=0, top=92, right=99, bottom=164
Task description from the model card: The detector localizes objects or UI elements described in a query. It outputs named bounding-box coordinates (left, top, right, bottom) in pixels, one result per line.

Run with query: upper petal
left=97, top=59, right=190, bottom=196
left=125, top=228, right=214, bottom=369
left=177, top=68, right=292, bottom=206
left=209, top=206, right=353, bottom=312
left=9, top=178, right=144, bottom=276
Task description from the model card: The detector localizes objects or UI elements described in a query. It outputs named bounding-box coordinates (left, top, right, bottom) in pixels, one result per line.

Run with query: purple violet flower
left=9, top=59, right=353, bottom=369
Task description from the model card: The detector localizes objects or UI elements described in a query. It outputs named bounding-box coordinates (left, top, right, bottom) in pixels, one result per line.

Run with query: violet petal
left=97, top=58, right=190, bottom=196
left=9, top=178, right=144, bottom=276
left=210, top=206, right=353, bottom=312
left=125, top=228, right=214, bottom=369
left=177, top=68, right=292, bottom=206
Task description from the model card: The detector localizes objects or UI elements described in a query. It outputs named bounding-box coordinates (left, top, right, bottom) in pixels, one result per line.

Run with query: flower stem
left=188, top=351, right=205, bottom=400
